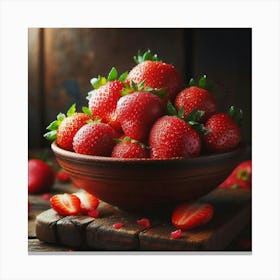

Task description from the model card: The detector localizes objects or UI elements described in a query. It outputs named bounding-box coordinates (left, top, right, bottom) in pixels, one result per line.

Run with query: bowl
left=51, top=142, right=245, bottom=211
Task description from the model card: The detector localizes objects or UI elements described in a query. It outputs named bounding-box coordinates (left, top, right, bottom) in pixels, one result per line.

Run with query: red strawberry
left=126, top=50, right=183, bottom=101
left=50, top=193, right=81, bottom=216
left=73, top=122, right=115, bottom=156
left=116, top=91, right=164, bottom=142
left=172, top=202, right=214, bottom=230
left=111, top=136, right=149, bottom=158
left=204, top=106, right=242, bottom=153
left=56, top=169, right=71, bottom=183
left=88, top=67, right=126, bottom=131
left=28, top=159, right=55, bottom=194
left=220, top=160, right=252, bottom=189
left=73, top=191, right=99, bottom=213
left=44, top=103, right=91, bottom=151
left=149, top=115, right=201, bottom=159
left=175, top=76, right=216, bottom=121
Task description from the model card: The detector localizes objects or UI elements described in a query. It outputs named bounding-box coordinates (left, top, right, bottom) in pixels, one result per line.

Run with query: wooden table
left=28, top=179, right=251, bottom=252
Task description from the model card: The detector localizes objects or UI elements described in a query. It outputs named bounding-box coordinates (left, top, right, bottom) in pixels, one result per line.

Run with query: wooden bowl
left=51, top=142, right=245, bottom=211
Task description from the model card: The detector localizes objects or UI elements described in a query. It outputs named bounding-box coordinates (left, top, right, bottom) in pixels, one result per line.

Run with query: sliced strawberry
left=73, top=191, right=99, bottom=213
left=172, top=202, right=214, bottom=230
left=50, top=193, right=81, bottom=216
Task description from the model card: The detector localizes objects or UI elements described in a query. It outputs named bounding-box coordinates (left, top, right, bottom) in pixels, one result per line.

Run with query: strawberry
left=50, top=193, right=81, bottom=216
left=56, top=169, right=71, bottom=183
left=111, top=136, right=149, bottom=158
left=28, top=159, right=55, bottom=194
left=220, top=160, right=252, bottom=189
left=44, top=103, right=91, bottom=151
left=204, top=106, right=243, bottom=152
left=116, top=90, right=165, bottom=142
left=126, top=50, right=183, bottom=101
left=172, top=202, right=214, bottom=230
left=88, top=67, right=127, bottom=131
left=175, top=76, right=216, bottom=121
left=73, top=121, right=115, bottom=156
left=73, top=191, right=99, bottom=213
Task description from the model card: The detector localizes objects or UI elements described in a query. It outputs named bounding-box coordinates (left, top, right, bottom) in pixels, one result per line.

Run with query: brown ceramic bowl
left=51, top=142, right=245, bottom=211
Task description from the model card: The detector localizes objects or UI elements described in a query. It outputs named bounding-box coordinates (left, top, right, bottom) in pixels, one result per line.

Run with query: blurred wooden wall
left=28, top=28, right=251, bottom=149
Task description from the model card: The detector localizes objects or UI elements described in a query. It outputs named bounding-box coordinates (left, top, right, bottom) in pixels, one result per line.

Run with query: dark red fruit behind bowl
left=51, top=142, right=245, bottom=211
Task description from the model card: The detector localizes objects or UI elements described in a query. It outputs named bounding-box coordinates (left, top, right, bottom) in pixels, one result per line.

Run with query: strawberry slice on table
left=172, top=202, right=214, bottom=230
left=44, top=103, right=91, bottom=151
left=204, top=106, right=243, bottom=153
left=175, top=75, right=217, bottom=121
left=88, top=67, right=127, bottom=132
left=50, top=193, right=81, bottom=216
left=126, top=49, right=183, bottom=102
left=73, top=191, right=99, bottom=213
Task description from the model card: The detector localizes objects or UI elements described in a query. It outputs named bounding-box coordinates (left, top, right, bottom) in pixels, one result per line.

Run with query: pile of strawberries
left=44, top=50, right=243, bottom=159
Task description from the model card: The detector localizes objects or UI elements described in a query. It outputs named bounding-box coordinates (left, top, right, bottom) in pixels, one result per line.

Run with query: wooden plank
left=28, top=239, right=70, bottom=252
left=35, top=209, right=63, bottom=243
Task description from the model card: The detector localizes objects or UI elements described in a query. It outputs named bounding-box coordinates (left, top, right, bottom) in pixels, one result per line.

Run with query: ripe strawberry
left=175, top=76, right=216, bottom=121
left=126, top=50, right=183, bottom=101
left=111, top=136, right=149, bottom=158
left=116, top=91, right=164, bottom=142
left=44, top=103, right=91, bottom=151
left=220, top=160, right=252, bottom=189
left=56, top=169, right=71, bottom=183
left=88, top=67, right=127, bottom=131
left=172, top=202, right=214, bottom=230
left=50, top=193, right=81, bottom=216
left=149, top=115, right=201, bottom=159
left=73, top=121, right=115, bottom=156
left=204, top=106, right=243, bottom=153
left=28, top=159, right=55, bottom=194
left=73, top=191, right=99, bottom=213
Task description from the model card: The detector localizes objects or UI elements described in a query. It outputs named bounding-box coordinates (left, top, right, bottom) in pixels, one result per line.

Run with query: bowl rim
left=51, top=141, right=246, bottom=164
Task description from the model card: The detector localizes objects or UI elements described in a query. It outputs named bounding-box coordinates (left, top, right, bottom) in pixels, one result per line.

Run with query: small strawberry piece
left=73, top=122, right=115, bottom=156
left=172, top=202, right=214, bottom=230
left=170, top=229, right=182, bottom=239
left=88, top=209, right=99, bottom=218
left=127, top=50, right=183, bottom=101
left=149, top=115, right=201, bottom=159
left=113, top=222, right=124, bottom=229
left=204, top=107, right=242, bottom=153
left=111, top=137, right=149, bottom=159
left=50, top=193, right=81, bottom=216
left=41, top=193, right=51, bottom=200
left=137, top=218, right=151, bottom=228
left=73, top=191, right=99, bottom=213
left=116, top=91, right=164, bottom=142
left=175, top=86, right=216, bottom=121
left=28, top=159, right=55, bottom=194
left=56, top=169, right=71, bottom=183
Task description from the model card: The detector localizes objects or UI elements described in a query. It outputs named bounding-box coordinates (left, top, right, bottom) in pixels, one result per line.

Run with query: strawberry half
left=44, top=103, right=91, bottom=151
left=50, top=193, right=81, bottom=216
left=172, top=202, right=214, bottom=230
left=73, top=191, right=99, bottom=213
left=126, top=50, right=183, bottom=102
left=88, top=67, right=126, bottom=131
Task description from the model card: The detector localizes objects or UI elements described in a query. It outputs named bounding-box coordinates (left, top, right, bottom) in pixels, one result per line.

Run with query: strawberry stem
left=228, top=106, right=243, bottom=126
left=133, top=49, right=162, bottom=64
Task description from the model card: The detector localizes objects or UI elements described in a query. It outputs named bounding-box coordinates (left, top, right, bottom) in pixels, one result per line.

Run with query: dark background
left=28, top=28, right=251, bottom=149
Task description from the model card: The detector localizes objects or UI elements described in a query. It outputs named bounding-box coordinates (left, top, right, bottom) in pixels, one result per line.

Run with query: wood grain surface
left=31, top=186, right=251, bottom=252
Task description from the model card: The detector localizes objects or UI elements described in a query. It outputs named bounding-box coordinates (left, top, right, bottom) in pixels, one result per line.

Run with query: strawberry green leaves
left=44, top=104, right=77, bottom=141
left=166, top=101, right=210, bottom=136
left=188, top=74, right=213, bottom=91
left=82, top=106, right=92, bottom=117
left=228, top=106, right=243, bottom=127
left=134, top=49, right=162, bottom=64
